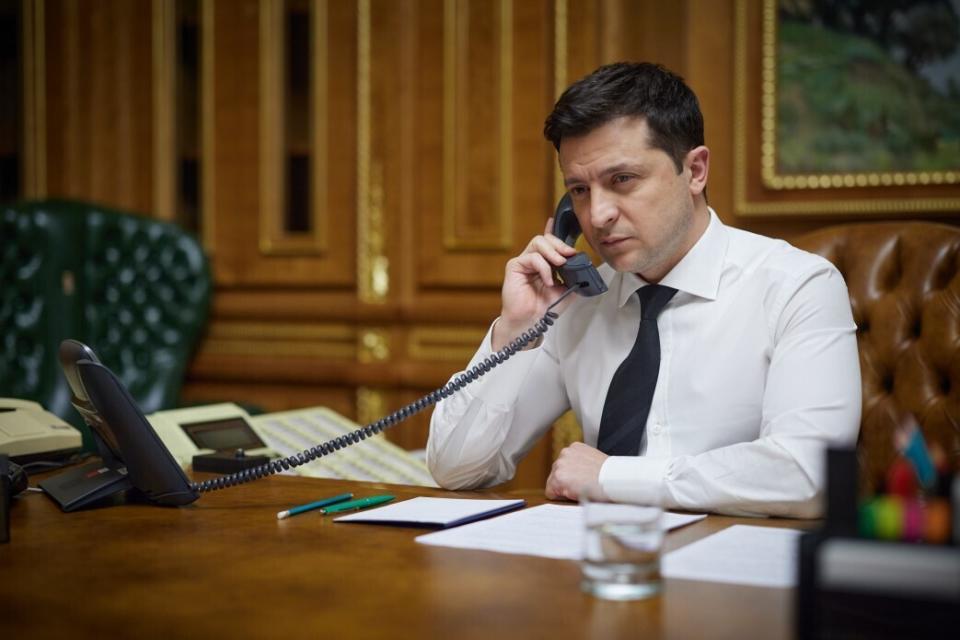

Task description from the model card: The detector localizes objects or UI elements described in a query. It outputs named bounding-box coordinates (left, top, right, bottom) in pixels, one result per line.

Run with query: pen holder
left=796, top=448, right=960, bottom=640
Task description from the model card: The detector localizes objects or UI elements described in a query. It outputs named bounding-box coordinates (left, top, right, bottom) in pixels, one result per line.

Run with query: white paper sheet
left=334, top=497, right=525, bottom=527
left=661, top=524, right=802, bottom=588
left=415, top=504, right=706, bottom=560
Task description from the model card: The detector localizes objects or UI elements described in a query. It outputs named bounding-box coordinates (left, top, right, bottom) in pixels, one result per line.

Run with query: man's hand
left=545, top=442, right=609, bottom=501
left=491, top=218, right=578, bottom=351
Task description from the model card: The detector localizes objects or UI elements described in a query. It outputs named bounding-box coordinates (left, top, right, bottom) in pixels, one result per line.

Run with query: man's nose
left=589, top=191, right=618, bottom=229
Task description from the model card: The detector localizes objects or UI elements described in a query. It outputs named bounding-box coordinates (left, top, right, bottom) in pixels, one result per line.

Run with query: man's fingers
left=544, top=470, right=556, bottom=499
left=544, top=479, right=569, bottom=502
left=525, top=235, right=576, bottom=265
left=510, top=252, right=555, bottom=288
left=546, top=465, right=573, bottom=502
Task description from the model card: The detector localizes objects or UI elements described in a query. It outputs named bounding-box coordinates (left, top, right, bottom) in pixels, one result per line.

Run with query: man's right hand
left=491, top=217, right=579, bottom=351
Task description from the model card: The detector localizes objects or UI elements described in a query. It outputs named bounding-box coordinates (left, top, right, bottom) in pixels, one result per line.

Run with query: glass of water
left=580, top=496, right=664, bottom=600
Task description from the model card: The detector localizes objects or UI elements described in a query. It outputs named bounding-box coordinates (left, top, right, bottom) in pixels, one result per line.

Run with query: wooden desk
left=2, top=474, right=812, bottom=639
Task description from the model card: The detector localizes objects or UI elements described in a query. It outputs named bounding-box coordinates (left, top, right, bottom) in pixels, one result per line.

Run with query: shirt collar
left=614, top=207, right=728, bottom=308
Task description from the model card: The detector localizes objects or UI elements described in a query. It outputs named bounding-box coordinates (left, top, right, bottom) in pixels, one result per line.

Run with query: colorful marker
left=895, top=420, right=936, bottom=490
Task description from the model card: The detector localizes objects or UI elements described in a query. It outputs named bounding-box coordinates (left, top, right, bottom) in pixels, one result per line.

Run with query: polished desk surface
left=2, top=473, right=815, bottom=639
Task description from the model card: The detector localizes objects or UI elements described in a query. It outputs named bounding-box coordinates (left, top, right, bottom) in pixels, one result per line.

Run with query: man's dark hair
left=543, top=62, right=704, bottom=173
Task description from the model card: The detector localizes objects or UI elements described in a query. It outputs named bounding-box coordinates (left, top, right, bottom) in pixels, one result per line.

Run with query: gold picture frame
left=734, top=0, right=960, bottom=216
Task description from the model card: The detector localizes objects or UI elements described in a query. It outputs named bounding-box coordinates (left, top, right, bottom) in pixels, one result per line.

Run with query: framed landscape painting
left=734, top=0, right=960, bottom=215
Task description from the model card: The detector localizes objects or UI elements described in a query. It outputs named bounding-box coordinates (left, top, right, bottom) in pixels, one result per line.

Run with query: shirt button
left=651, top=423, right=663, bottom=436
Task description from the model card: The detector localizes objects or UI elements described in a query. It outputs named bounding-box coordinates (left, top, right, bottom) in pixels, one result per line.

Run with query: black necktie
left=597, top=284, right=678, bottom=456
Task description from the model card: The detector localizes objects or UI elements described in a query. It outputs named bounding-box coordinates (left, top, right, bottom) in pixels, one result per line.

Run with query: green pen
left=321, top=494, right=395, bottom=514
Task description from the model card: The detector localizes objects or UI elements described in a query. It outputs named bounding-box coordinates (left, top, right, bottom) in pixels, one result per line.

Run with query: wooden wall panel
left=42, top=0, right=155, bottom=213
left=204, top=0, right=259, bottom=282
left=204, top=0, right=359, bottom=288
left=415, top=0, right=552, bottom=290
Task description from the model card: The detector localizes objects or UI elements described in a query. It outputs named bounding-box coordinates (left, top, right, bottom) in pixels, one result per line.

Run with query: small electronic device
left=147, top=404, right=274, bottom=474
left=146, top=403, right=274, bottom=469
left=0, top=398, right=82, bottom=463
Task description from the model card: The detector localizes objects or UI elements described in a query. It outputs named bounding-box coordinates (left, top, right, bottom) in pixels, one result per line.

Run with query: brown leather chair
left=794, top=222, right=960, bottom=495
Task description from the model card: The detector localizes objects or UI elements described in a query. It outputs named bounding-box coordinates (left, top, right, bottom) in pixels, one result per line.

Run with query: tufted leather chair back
left=1, top=200, right=211, bottom=449
left=793, top=222, right=960, bottom=495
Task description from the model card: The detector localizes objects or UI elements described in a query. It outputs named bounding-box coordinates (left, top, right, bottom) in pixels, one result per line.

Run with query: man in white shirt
left=426, top=62, right=861, bottom=517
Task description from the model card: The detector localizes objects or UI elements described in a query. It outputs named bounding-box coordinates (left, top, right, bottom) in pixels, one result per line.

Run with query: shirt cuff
left=599, top=456, right=670, bottom=506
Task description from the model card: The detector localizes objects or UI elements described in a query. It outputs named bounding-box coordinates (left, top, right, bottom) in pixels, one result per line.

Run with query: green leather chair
left=1, top=199, right=211, bottom=449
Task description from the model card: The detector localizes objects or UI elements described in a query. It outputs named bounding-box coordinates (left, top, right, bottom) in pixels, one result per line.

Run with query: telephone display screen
left=180, top=418, right=265, bottom=451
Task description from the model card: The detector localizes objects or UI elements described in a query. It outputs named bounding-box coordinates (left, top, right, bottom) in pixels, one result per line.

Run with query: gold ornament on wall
left=356, top=386, right=387, bottom=427
left=358, top=328, right=390, bottom=363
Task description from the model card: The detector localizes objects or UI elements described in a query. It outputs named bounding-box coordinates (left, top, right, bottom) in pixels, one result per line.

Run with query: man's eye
left=570, top=186, right=588, bottom=196
left=612, top=174, right=633, bottom=184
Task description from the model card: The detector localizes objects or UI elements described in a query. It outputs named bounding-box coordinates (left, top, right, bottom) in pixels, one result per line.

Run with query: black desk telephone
left=39, top=197, right=608, bottom=511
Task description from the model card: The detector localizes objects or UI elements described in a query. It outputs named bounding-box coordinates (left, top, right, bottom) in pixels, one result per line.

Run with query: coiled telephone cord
left=191, top=287, right=580, bottom=493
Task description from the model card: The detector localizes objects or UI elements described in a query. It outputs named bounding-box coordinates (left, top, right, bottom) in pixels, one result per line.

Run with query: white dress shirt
left=427, top=209, right=861, bottom=517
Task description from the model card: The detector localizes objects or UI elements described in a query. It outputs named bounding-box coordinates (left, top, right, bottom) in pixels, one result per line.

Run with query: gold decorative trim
left=64, top=0, right=78, bottom=195
left=203, top=321, right=356, bottom=359
left=22, top=0, right=46, bottom=198
left=733, top=0, right=960, bottom=216
left=116, top=1, right=135, bottom=206
left=259, top=0, right=329, bottom=255
left=357, top=0, right=389, bottom=303
left=259, top=0, right=282, bottom=252
left=551, top=410, right=582, bottom=461
left=311, top=0, right=329, bottom=247
left=356, top=387, right=387, bottom=427
left=201, top=0, right=216, bottom=251
left=408, top=327, right=487, bottom=362
left=442, top=0, right=513, bottom=251
left=732, top=0, right=751, bottom=214
left=358, top=328, right=390, bottom=363
left=552, top=0, right=567, bottom=203
left=498, top=0, right=513, bottom=248
left=152, top=0, right=176, bottom=221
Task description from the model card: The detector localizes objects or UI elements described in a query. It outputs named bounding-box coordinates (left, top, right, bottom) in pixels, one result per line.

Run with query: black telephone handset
left=48, top=199, right=609, bottom=509
left=551, top=194, right=608, bottom=297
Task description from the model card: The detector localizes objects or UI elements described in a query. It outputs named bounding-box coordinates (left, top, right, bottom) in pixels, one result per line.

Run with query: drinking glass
left=580, top=496, right=664, bottom=600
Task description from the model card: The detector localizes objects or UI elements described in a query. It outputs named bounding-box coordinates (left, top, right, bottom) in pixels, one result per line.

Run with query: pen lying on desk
left=277, top=493, right=353, bottom=520
left=321, top=495, right=394, bottom=515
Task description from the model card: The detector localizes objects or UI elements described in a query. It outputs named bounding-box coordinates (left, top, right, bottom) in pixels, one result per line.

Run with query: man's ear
left=685, top=145, right=710, bottom=196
